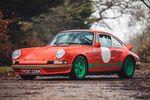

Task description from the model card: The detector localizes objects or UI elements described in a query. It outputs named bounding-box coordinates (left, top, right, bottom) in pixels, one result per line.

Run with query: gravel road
left=0, top=68, right=150, bottom=100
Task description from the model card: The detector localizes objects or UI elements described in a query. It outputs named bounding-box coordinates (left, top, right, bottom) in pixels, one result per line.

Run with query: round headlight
left=12, top=50, right=21, bottom=59
left=56, top=49, right=65, bottom=59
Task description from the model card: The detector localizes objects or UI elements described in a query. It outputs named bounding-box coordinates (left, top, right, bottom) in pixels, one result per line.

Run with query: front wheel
left=70, top=56, right=87, bottom=79
left=20, top=75, right=36, bottom=80
left=117, top=57, right=135, bottom=78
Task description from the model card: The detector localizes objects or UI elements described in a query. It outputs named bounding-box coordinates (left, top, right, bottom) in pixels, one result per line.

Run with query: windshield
left=49, top=31, right=94, bottom=46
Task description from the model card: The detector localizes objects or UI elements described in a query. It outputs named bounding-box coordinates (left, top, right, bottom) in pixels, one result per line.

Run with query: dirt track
left=0, top=67, right=150, bottom=100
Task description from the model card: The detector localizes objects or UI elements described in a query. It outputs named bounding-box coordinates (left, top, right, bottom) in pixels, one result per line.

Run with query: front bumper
left=12, top=64, right=72, bottom=75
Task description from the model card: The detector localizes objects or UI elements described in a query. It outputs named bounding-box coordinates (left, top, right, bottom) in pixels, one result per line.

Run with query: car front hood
left=19, top=45, right=84, bottom=63
left=22, top=46, right=57, bottom=61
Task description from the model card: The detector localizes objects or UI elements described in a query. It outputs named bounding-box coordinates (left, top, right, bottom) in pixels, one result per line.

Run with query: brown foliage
left=0, top=11, right=46, bottom=65
left=0, top=11, right=14, bottom=64
left=130, top=26, right=150, bottom=62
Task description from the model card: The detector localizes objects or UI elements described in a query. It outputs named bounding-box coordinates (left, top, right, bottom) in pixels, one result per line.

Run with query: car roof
left=60, top=29, right=124, bottom=44
left=61, top=29, right=111, bottom=35
left=61, top=29, right=123, bottom=43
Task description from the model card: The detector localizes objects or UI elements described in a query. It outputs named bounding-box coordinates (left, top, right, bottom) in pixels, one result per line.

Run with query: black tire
left=70, top=56, right=87, bottom=80
left=117, top=56, right=135, bottom=79
left=20, top=75, right=36, bottom=80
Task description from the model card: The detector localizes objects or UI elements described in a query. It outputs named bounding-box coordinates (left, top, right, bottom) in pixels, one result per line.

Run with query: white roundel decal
left=101, top=47, right=111, bottom=63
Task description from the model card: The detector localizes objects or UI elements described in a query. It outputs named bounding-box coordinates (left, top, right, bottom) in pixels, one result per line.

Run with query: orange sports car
left=12, top=29, right=140, bottom=80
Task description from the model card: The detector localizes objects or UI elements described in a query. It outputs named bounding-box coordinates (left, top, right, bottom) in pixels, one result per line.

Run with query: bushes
left=0, top=11, right=14, bottom=65
left=0, top=11, right=46, bottom=66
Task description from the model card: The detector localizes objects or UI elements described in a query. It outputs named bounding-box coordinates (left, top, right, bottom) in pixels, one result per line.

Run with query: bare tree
left=92, top=0, right=150, bottom=29
left=92, top=0, right=131, bottom=21
left=140, top=0, right=150, bottom=9
left=92, top=0, right=149, bottom=20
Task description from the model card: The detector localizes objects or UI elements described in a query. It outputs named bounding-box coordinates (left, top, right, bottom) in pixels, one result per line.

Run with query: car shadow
left=31, top=75, right=134, bottom=81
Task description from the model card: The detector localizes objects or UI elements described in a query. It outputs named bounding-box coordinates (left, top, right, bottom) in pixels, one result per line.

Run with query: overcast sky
left=90, top=14, right=145, bottom=43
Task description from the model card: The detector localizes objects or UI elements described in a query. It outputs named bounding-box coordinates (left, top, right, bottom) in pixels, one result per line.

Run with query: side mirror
left=126, top=44, right=133, bottom=51
left=94, top=42, right=101, bottom=47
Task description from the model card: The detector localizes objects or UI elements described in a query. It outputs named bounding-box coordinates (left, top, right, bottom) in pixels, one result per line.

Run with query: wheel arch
left=123, top=55, right=136, bottom=65
left=72, top=54, right=89, bottom=71
left=73, top=54, right=88, bottom=64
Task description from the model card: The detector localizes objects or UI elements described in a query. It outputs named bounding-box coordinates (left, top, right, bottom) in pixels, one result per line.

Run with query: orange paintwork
left=12, top=29, right=140, bottom=76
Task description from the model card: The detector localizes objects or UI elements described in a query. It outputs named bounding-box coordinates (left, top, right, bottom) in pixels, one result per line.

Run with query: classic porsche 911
left=12, top=29, right=140, bottom=80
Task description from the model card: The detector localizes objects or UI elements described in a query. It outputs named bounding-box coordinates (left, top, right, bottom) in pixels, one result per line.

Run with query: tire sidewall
left=118, top=57, right=135, bottom=78
left=20, top=75, right=36, bottom=80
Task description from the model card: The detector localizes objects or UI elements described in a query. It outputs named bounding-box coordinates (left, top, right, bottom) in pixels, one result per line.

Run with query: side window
left=84, top=33, right=94, bottom=45
left=112, top=37, right=122, bottom=48
left=79, top=32, right=94, bottom=45
left=99, top=34, right=112, bottom=47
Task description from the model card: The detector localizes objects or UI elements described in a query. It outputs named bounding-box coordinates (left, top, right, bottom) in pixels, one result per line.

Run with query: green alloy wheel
left=70, top=56, right=87, bottom=79
left=118, top=57, right=135, bottom=78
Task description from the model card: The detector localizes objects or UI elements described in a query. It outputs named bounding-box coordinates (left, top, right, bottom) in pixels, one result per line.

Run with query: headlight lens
left=56, top=49, right=65, bottom=59
left=12, top=50, right=21, bottom=59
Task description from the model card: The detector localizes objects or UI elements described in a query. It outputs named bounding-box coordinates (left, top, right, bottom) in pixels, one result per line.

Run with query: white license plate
left=22, top=70, right=40, bottom=74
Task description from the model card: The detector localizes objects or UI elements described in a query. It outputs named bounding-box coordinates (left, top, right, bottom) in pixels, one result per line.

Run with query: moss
left=0, top=67, right=14, bottom=74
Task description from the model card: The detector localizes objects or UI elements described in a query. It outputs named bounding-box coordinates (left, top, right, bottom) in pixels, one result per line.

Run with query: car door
left=92, top=33, right=115, bottom=72
left=98, top=34, right=124, bottom=72
left=98, top=34, right=118, bottom=71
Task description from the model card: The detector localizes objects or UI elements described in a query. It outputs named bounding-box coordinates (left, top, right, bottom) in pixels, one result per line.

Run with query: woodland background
left=0, top=0, right=150, bottom=65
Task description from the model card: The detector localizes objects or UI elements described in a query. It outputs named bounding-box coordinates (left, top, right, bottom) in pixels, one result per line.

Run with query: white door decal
left=101, top=47, right=111, bottom=63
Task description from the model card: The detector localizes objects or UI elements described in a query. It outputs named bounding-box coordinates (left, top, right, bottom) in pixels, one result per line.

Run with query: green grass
left=0, top=66, right=14, bottom=74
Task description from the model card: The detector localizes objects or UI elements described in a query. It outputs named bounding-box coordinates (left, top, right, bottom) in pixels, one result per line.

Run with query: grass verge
left=0, top=66, right=14, bottom=74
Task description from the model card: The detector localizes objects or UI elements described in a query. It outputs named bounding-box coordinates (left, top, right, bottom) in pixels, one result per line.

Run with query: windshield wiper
left=54, top=43, right=68, bottom=46
left=54, top=42, right=81, bottom=46
left=66, top=42, right=81, bottom=45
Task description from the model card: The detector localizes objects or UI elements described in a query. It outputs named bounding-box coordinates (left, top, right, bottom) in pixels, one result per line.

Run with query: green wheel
left=70, top=56, right=87, bottom=79
left=20, top=75, right=36, bottom=80
left=118, top=57, right=135, bottom=78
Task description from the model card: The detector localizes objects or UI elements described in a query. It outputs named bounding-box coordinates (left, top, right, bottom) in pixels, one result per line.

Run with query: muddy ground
left=0, top=66, right=150, bottom=100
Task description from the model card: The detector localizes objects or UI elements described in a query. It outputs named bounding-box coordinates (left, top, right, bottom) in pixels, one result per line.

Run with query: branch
left=140, top=0, right=150, bottom=9
left=93, top=0, right=129, bottom=21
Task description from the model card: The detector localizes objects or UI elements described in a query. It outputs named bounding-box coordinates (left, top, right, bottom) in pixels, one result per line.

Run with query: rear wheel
left=118, top=57, right=135, bottom=78
left=70, top=56, right=87, bottom=79
left=20, top=75, right=36, bottom=80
